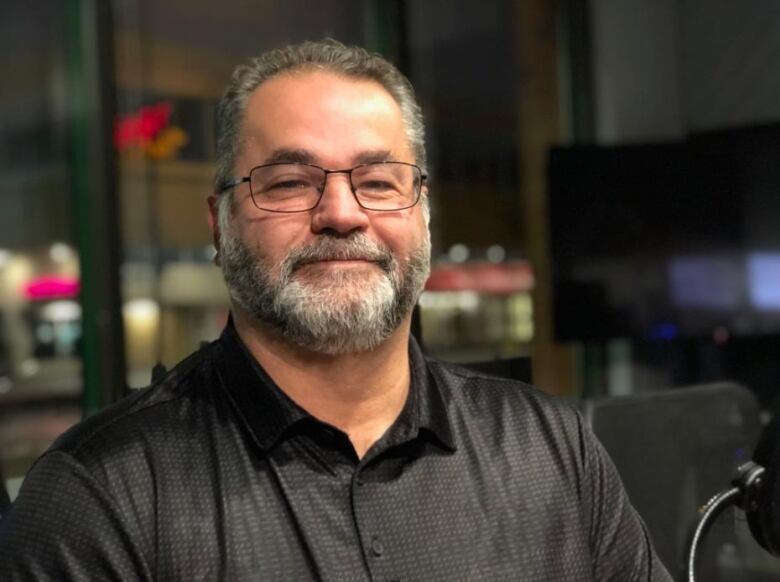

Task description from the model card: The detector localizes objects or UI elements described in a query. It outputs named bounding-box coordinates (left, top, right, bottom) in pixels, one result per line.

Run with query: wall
left=590, top=0, right=684, bottom=143
left=591, top=0, right=780, bottom=143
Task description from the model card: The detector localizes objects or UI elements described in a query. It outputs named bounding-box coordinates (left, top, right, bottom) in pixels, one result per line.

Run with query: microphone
left=687, top=414, right=780, bottom=581
left=747, top=414, right=780, bottom=555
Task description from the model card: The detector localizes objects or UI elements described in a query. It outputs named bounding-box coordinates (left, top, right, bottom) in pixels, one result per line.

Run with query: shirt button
left=370, top=536, right=384, bottom=557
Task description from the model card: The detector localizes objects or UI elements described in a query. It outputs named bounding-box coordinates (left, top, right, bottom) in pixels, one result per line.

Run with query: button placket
left=352, top=468, right=383, bottom=567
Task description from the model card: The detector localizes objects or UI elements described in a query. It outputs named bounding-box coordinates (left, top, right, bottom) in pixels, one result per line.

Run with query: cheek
left=242, top=215, right=311, bottom=257
left=406, top=210, right=429, bottom=247
left=380, top=220, right=427, bottom=263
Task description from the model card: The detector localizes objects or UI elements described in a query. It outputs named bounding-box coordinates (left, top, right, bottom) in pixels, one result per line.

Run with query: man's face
left=213, top=70, right=430, bottom=354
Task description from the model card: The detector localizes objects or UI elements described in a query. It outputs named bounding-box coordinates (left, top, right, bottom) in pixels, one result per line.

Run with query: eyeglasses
left=218, top=161, right=426, bottom=213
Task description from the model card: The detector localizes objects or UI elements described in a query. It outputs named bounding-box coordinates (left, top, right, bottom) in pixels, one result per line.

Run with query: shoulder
left=47, top=341, right=223, bottom=470
left=424, top=357, right=592, bottom=468
left=427, top=357, right=583, bottom=428
left=0, top=342, right=229, bottom=577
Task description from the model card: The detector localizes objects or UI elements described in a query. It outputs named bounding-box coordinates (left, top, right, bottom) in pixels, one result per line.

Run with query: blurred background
left=3, top=0, right=780, bottom=578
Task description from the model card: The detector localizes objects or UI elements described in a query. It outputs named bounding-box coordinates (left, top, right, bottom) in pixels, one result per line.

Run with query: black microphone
left=686, top=417, right=776, bottom=581
left=747, top=414, right=780, bottom=555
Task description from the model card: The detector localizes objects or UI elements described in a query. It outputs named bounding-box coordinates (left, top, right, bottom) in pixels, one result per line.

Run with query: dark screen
left=549, top=124, right=780, bottom=342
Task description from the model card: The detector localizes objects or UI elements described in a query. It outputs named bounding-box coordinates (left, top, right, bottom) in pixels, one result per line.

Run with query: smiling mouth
left=291, top=256, right=387, bottom=280
left=313, top=258, right=371, bottom=263
left=289, top=246, right=394, bottom=274
left=297, top=258, right=377, bottom=269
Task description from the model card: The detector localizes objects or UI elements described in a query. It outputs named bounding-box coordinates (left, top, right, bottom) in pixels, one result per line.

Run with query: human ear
left=206, top=194, right=222, bottom=265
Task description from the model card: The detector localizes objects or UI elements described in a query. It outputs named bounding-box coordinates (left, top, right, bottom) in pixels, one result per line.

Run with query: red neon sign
left=24, top=276, right=80, bottom=300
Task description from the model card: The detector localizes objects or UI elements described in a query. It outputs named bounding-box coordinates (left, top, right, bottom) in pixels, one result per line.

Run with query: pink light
left=24, top=276, right=80, bottom=300
left=114, top=102, right=173, bottom=150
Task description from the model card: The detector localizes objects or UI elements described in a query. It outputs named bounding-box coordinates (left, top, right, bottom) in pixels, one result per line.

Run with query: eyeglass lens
left=249, top=162, right=421, bottom=211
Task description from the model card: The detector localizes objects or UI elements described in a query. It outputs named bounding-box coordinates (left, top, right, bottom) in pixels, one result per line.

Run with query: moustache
left=282, top=234, right=395, bottom=275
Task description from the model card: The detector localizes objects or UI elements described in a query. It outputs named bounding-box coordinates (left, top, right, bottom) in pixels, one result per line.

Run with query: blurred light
left=486, top=245, right=506, bottom=263
left=457, top=291, right=480, bottom=311
left=123, top=298, right=160, bottom=322
left=648, top=323, right=678, bottom=341
left=713, top=326, right=730, bottom=345
left=0, top=249, right=12, bottom=268
left=115, top=102, right=172, bottom=149
left=41, top=300, right=82, bottom=322
left=418, top=291, right=479, bottom=312
left=417, top=291, right=438, bottom=309
left=6, top=257, right=34, bottom=298
left=24, top=276, right=80, bottom=300
left=747, top=253, right=780, bottom=310
left=204, top=245, right=217, bottom=261
left=50, top=242, right=74, bottom=264
left=669, top=255, right=740, bottom=309
left=36, top=324, right=54, bottom=343
left=448, top=244, right=470, bottom=263
left=20, top=359, right=39, bottom=377
left=123, top=298, right=160, bottom=370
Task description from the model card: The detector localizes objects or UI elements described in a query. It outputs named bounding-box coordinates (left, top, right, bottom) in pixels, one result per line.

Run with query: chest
left=148, top=437, right=593, bottom=582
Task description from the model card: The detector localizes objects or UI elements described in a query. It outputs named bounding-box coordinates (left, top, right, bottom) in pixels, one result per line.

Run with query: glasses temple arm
left=217, top=176, right=250, bottom=194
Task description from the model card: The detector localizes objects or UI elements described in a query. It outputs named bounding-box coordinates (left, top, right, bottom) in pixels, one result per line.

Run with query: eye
left=359, top=179, right=396, bottom=191
left=265, top=179, right=312, bottom=191
left=252, top=164, right=322, bottom=195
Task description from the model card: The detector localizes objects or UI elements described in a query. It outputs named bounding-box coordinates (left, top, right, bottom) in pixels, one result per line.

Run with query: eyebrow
left=263, top=148, right=316, bottom=165
left=352, top=150, right=394, bottom=165
left=261, top=148, right=395, bottom=167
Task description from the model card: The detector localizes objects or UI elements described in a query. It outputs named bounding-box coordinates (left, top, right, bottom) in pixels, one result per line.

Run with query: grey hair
left=214, top=38, right=427, bottom=198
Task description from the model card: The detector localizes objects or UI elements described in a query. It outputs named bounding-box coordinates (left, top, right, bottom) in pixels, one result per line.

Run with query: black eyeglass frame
left=217, top=161, right=427, bottom=213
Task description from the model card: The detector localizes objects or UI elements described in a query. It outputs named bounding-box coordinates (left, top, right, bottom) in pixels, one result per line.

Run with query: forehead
left=239, top=70, right=410, bottom=165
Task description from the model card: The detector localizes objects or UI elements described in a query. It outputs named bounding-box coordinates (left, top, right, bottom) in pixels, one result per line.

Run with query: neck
left=232, top=308, right=413, bottom=458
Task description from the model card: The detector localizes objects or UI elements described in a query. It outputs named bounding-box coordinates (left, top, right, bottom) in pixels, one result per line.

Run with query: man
left=0, top=40, right=671, bottom=580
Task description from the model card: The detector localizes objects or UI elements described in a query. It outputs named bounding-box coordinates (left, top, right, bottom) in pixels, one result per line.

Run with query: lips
left=292, top=249, right=390, bottom=272
left=292, top=257, right=382, bottom=277
left=283, top=234, right=396, bottom=276
left=296, top=255, right=374, bottom=266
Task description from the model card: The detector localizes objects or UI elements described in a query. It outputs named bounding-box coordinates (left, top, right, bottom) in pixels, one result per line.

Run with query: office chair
left=582, top=382, right=763, bottom=580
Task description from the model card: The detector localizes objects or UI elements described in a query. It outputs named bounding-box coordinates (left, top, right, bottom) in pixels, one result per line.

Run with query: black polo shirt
left=0, top=323, right=670, bottom=581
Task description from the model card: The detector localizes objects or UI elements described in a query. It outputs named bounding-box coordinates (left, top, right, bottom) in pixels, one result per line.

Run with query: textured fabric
left=0, top=323, right=671, bottom=581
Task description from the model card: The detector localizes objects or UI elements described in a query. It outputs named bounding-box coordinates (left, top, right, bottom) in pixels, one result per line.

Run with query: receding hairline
left=234, top=68, right=414, bottom=167
left=242, top=66, right=406, bottom=118
left=214, top=39, right=428, bottom=195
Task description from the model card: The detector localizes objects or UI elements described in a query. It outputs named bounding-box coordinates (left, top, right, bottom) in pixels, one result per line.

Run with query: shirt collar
left=213, top=317, right=456, bottom=454
left=408, top=334, right=456, bottom=452
left=214, top=320, right=309, bottom=452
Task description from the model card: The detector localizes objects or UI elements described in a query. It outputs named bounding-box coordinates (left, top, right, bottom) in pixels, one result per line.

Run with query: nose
left=309, top=172, right=370, bottom=235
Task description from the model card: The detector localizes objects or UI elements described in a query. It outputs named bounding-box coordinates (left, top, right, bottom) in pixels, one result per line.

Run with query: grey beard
left=219, top=229, right=430, bottom=355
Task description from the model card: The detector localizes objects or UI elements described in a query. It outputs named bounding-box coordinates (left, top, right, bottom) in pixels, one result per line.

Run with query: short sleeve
left=0, top=451, right=151, bottom=581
